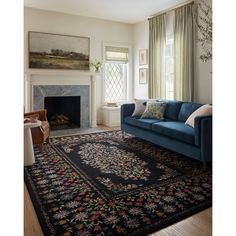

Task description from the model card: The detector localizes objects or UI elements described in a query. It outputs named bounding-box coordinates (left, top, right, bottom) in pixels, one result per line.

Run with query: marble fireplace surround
left=34, top=85, right=89, bottom=128
left=24, top=70, right=101, bottom=128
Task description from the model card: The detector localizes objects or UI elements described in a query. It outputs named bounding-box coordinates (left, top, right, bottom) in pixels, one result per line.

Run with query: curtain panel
left=148, top=14, right=166, bottom=99
left=174, top=3, right=195, bottom=101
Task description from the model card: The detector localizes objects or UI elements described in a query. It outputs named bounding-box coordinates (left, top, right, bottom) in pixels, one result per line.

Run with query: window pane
left=104, top=63, right=126, bottom=102
left=165, top=35, right=174, bottom=100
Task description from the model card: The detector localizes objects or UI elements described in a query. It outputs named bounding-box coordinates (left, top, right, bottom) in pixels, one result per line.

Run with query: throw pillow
left=141, top=102, right=167, bottom=120
left=185, top=104, right=212, bottom=128
left=132, top=99, right=146, bottom=117
left=132, top=99, right=157, bottom=117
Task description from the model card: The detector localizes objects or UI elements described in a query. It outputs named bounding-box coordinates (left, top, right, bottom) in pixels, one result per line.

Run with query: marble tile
left=50, top=127, right=102, bottom=137
left=33, top=85, right=90, bottom=128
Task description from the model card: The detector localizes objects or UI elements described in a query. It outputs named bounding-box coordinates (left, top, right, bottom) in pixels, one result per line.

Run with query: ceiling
left=24, top=0, right=186, bottom=24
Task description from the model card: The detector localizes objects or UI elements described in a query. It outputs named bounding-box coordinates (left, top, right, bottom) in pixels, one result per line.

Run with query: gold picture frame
left=139, top=68, right=148, bottom=84
left=139, top=49, right=148, bottom=65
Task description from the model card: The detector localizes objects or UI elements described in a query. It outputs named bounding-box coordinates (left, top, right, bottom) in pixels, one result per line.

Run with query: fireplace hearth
left=44, top=96, right=81, bottom=130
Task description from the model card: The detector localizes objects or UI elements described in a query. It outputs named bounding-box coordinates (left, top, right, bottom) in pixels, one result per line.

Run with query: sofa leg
left=122, top=131, right=125, bottom=139
left=203, top=161, right=207, bottom=169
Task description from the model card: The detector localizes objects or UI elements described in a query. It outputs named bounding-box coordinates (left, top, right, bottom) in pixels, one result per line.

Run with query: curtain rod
left=148, top=0, right=194, bottom=20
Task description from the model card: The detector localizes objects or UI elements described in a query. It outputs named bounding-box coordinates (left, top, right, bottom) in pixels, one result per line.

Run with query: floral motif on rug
left=24, top=131, right=212, bottom=236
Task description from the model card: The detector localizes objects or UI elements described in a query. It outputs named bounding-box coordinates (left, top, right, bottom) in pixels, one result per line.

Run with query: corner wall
left=24, top=7, right=134, bottom=123
left=194, top=0, right=212, bottom=104
left=133, top=21, right=149, bottom=99
left=132, top=0, right=212, bottom=104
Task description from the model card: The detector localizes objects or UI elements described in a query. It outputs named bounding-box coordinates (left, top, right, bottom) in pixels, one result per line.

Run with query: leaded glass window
left=104, top=46, right=128, bottom=103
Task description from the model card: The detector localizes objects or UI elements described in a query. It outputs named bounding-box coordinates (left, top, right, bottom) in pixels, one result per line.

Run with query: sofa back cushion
left=163, top=101, right=183, bottom=120
left=178, top=102, right=203, bottom=122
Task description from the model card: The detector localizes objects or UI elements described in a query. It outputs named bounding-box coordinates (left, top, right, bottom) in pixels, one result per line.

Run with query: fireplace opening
left=44, top=96, right=80, bottom=130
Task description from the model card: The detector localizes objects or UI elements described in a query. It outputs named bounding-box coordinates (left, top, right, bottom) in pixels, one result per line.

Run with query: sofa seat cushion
left=125, top=116, right=161, bottom=130
left=152, top=121, right=195, bottom=145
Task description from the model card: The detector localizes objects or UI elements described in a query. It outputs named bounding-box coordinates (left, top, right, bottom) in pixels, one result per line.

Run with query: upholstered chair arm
left=121, top=104, right=135, bottom=123
left=24, top=109, right=47, bottom=121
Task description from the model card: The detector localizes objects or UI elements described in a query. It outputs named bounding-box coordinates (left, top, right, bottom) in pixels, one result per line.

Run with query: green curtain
left=174, top=3, right=194, bottom=101
left=148, top=14, right=166, bottom=99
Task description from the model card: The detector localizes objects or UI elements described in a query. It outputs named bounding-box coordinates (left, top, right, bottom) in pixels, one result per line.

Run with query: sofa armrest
left=194, top=116, right=212, bottom=162
left=120, top=103, right=135, bottom=123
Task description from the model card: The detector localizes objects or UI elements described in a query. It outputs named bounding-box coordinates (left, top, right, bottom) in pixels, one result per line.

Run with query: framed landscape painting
left=29, top=31, right=90, bottom=70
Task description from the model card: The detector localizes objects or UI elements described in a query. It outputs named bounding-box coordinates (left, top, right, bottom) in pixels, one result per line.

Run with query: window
left=104, top=46, right=129, bottom=103
left=165, top=36, right=174, bottom=100
left=165, top=11, right=174, bottom=100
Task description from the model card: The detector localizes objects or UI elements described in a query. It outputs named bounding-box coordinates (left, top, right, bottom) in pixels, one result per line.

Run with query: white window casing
left=102, top=42, right=132, bottom=104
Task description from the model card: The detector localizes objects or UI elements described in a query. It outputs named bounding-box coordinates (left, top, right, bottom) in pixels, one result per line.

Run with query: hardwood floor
left=150, top=208, right=212, bottom=236
left=24, top=125, right=212, bottom=236
left=24, top=185, right=44, bottom=236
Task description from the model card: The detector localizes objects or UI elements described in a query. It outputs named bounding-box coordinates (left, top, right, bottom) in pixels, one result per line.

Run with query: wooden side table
left=24, top=120, right=41, bottom=166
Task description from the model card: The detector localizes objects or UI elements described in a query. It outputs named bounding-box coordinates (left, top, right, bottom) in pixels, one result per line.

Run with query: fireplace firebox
left=44, top=96, right=80, bottom=130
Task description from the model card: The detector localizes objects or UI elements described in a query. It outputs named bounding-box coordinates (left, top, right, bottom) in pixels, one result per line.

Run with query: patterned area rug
left=24, top=131, right=212, bottom=236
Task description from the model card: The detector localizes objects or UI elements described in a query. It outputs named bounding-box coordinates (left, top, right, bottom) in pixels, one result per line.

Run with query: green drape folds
left=174, top=3, right=194, bottom=101
left=148, top=14, right=166, bottom=99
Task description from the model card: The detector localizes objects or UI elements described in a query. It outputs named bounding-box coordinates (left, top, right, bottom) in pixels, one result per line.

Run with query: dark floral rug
left=24, top=131, right=212, bottom=236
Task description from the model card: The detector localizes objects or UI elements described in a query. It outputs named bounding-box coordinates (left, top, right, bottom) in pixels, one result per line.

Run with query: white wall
left=24, top=7, right=133, bottom=68
left=132, top=0, right=212, bottom=104
left=194, top=0, right=212, bottom=104
left=194, top=49, right=212, bottom=104
left=24, top=7, right=133, bottom=123
left=133, top=21, right=149, bottom=99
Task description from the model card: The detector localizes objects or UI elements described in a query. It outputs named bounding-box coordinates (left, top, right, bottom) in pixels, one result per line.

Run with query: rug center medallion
left=58, top=139, right=180, bottom=197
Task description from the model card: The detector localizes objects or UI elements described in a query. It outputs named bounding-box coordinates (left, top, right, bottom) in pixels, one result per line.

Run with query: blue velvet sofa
left=121, top=101, right=212, bottom=166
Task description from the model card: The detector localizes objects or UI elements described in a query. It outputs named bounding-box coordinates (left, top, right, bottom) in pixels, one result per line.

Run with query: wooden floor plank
left=24, top=185, right=44, bottom=236
left=151, top=208, right=212, bottom=236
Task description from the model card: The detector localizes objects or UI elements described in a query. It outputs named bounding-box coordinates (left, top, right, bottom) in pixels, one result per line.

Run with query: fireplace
left=44, top=96, right=80, bottom=130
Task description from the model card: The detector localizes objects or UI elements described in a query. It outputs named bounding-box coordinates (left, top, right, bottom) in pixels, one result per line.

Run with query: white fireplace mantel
left=24, top=69, right=102, bottom=128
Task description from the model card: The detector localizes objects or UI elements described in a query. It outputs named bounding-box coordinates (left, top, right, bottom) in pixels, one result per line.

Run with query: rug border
left=24, top=168, right=55, bottom=236
left=26, top=169, right=212, bottom=236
